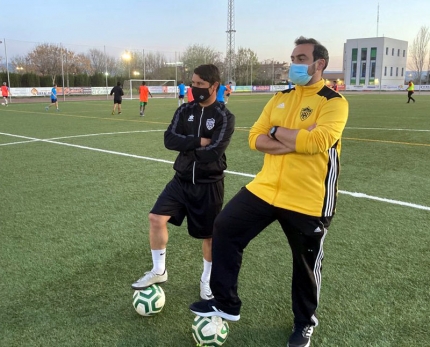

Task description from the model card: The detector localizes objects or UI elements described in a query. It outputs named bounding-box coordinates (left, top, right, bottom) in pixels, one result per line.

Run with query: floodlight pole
left=272, top=58, right=275, bottom=85
left=104, top=45, right=109, bottom=99
left=61, top=45, right=65, bottom=102
left=250, top=60, right=253, bottom=89
left=1, top=39, right=12, bottom=103
left=143, top=49, right=146, bottom=80
left=175, top=52, right=178, bottom=83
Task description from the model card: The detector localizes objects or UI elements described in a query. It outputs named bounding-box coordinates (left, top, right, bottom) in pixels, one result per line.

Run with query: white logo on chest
left=206, top=118, right=215, bottom=130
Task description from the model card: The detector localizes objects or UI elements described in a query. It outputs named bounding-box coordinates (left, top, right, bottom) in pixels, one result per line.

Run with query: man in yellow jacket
left=406, top=80, right=415, bottom=103
left=190, top=36, right=349, bottom=347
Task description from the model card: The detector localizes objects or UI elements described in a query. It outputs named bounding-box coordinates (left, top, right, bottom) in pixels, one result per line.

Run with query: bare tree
left=142, top=52, right=168, bottom=79
left=234, top=47, right=259, bottom=85
left=67, top=52, right=92, bottom=75
left=181, top=45, right=223, bottom=82
left=409, top=26, right=430, bottom=87
left=27, top=43, right=63, bottom=83
left=10, top=55, right=30, bottom=73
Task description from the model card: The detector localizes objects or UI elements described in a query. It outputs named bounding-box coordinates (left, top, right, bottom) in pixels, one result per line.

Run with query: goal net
left=122, top=80, right=177, bottom=99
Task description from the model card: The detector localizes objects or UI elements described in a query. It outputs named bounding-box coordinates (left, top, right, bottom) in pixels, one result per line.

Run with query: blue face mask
left=288, top=61, right=318, bottom=86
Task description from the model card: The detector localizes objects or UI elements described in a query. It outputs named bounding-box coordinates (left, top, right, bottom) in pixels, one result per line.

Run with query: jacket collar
left=294, top=79, right=325, bottom=95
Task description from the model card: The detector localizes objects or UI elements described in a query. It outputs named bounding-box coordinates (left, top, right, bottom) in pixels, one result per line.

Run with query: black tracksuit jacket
left=164, top=100, right=235, bottom=184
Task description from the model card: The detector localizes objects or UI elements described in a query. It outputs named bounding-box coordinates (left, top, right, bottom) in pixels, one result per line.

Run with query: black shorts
left=150, top=175, right=224, bottom=239
left=114, top=99, right=122, bottom=104
left=178, top=95, right=185, bottom=99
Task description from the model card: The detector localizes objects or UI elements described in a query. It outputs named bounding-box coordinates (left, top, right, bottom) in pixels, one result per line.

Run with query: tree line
left=0, top=43, right=289, bottom=87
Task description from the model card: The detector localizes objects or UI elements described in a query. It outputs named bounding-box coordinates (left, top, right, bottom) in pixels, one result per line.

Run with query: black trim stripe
left=281, top=87, right=295, bottom=94
left=317, top=85, right=342, bottom=100
left=322, top=147, right=340, bottom=217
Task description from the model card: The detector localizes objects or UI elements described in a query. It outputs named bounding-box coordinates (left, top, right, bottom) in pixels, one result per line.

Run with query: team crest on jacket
left=300, top=107, right=313, bottom=121
left=206, top=118, right=215, bottom=130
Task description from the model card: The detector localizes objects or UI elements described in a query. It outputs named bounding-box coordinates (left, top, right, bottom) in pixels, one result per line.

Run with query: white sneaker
left=200, top=280, right=214, bottom=300
left=131, top=270, right=167, bottom=290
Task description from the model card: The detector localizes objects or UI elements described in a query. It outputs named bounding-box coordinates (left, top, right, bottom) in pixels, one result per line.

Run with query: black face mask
left=191, top=86, right=212, bottom=103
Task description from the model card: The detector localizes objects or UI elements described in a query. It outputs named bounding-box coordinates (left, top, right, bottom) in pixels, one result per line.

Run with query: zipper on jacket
left=193, top=107, right=205, bottom=184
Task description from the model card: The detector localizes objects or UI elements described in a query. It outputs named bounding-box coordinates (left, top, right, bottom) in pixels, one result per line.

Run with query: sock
left=151, top=249, right=166, bottom=274
left=201, top=258, right=212, bottom=283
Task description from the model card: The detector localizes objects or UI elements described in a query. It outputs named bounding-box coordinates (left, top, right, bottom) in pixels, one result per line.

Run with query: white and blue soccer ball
left=132, top=284, right=165, bottom=316
left=192, top=315, right=230, bottom=347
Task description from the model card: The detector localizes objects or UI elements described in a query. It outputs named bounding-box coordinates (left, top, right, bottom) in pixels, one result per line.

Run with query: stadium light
left=133, top=71, right=140, bottom=76
left=122, top=51, right=131, bottom=78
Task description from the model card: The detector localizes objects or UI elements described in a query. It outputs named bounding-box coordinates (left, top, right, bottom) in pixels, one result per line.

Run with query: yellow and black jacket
left=247, top=79, right=349, bottom=217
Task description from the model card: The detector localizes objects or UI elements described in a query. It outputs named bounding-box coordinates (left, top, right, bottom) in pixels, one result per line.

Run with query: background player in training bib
left=139, top=81, right=153, bottom=116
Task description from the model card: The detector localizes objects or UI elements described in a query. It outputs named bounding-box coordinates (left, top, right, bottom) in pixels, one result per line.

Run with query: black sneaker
left=287, top=324, right=314, bottom=347
left=189, top=299, right=240, bottom=322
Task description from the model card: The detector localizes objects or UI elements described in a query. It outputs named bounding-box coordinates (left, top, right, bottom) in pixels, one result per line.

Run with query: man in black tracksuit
left=110, top=81, right=124, bottom=115
left=132, top=64, right=235, bottom=302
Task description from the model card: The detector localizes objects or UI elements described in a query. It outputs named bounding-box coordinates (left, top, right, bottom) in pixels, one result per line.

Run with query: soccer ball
left=192, top=315, right=229, bottom=347
left=132, top=284, right=165, bottom=316
left=1, top=103, right=5, bottom=106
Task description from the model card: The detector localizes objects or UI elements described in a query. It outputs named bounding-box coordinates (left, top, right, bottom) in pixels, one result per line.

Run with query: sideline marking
left=1, top=131, right=429, bottom=211
left=342, top=137, right=430, bottom=147
left=346, top=127, right=430, bottom=132
left=0, top=130, right=164, bottom=146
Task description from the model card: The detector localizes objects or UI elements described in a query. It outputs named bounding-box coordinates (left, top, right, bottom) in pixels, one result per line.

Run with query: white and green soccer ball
left=132, top=284, right=165, bottom=316
left=192, top=315, right=229, bottom=347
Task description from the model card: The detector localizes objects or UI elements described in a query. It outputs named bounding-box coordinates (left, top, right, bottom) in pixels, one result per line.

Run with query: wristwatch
left=270, top=126, right=279, bottom=140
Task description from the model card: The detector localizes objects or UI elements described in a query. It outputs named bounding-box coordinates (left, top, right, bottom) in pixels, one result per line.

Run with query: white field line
left=1, top=131, right=429, bottom=211
left=235, top=126, right=430, bottom=132
left=0, top=130, right=164, bottom=146
left=345, top=127, right=430, bottom=132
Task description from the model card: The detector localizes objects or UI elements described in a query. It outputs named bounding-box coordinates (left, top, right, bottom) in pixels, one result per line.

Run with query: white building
left=343, top=37, right=408, bottom=89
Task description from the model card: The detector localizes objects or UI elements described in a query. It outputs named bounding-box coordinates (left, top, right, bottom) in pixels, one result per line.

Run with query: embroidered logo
left=206, top=118, right=215, bottom=130
left=188, top=115, right=194, bottom=122
left=277, top=103, right=285, bottom=108
left=300, top=107, right=313, bottom=121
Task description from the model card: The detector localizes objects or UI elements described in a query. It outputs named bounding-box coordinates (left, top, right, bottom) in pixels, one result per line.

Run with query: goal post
left=122, top=79, right=177, bottom=99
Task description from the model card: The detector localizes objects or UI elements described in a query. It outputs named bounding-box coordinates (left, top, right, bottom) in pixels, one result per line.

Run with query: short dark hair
left=117, top=82, right=121, bottom=86
left=193, top=64, right=221, bottom=86
left=294, top=36, right=329, bottom=71
left=141, top=81, right=146, bottom=85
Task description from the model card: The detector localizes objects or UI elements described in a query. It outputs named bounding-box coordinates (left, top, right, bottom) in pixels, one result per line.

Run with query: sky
left=1, top=0, right=430, bottom=71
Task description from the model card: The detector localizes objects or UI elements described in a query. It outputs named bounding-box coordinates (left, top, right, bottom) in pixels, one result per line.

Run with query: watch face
left=270, top=126, right=276, bottom=135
